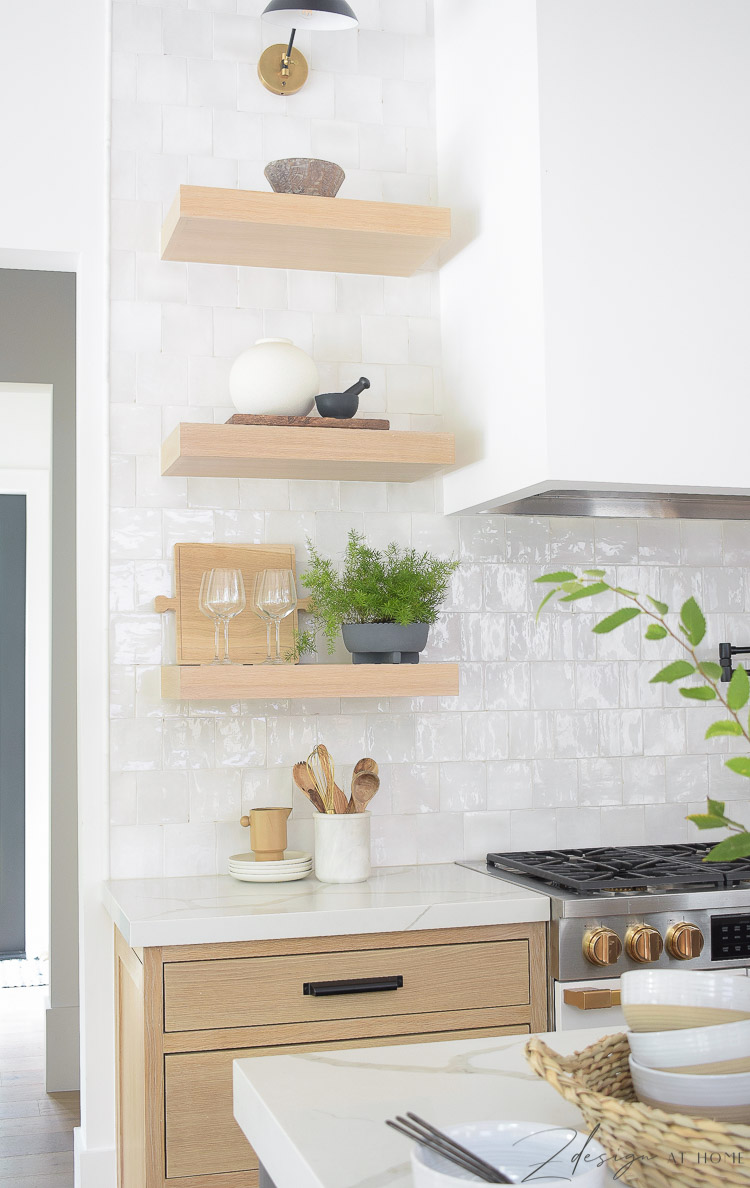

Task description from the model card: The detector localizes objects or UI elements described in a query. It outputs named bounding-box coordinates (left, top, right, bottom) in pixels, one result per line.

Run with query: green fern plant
left=536, top=568, right=750, bottom=861
left=291, top=531, right=459, bottom=658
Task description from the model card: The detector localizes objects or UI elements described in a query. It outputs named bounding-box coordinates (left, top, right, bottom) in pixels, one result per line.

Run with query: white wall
left=437, top=0, right=750, bottom=513
left=0, top=2, right=112, bottom=1182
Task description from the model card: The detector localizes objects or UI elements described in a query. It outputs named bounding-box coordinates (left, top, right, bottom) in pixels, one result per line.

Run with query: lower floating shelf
left=161, top=663, right=459, bottom=700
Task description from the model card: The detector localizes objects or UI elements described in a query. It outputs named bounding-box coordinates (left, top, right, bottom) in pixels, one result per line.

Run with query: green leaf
left=688, top=814, right=731, bottom=831
left=706, top=720, right=743, bottom=738
left=535, top=588, right=558, bottom=622
left=704, top=833, right=750, bottom=862
left=650, top=661, right=696, bottom=684
left=727, top=665, right=750, bottom=712
left=708, top=717, right=741, bottom=736
left=592, top=607, right=642, bottom=634
left=647, top=596, right=669, bottom=615
left=726, top=757, right=750, bottom=778
left=535, top=571, right=578, bottom=584
left=707, top=798, right=726, bottom=817
left=583, top=569, right=606, bottom=578
left=680, top=596, right=706, bottom=646
left=612, top=587, right=637, bottom=596
left=698, top=662, right=723, bottom=680
left=559, top=581, right=609, bottom=603
left=680, top=686, right=717, bottom=700
left=561, top=581, right=583, bottom=594
left=645, top=624, right=668, bottom=640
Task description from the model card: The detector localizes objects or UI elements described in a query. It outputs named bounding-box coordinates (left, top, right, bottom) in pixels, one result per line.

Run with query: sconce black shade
left=262, top=0, right=358, bottom=31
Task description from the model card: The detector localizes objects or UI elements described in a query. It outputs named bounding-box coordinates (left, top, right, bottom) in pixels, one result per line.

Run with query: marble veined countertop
left=103, top=862, right=549, bottom=948
left=234, top=1027, right=618, bottom=1188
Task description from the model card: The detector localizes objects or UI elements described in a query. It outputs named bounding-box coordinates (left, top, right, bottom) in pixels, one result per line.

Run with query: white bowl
left=410, top=1120, right=607, bottom=1186
left=628, top=1018, right=750, bottom=1074
left=629, top=1054, right=750, bottom=1121
left=621, top=969, right=750, bottom=1032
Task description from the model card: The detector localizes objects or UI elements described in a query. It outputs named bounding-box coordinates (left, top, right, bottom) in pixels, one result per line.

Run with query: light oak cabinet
left=115, top=921, right=547, bottom=1188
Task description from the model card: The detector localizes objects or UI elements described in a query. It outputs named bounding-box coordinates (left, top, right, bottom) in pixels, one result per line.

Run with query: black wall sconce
left=258, top=1, right=359, bottom=96
left=719, top=642, right=750, bottom=682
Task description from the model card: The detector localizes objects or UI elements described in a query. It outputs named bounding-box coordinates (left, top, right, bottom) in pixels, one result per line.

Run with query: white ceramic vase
left=229, top=337, right=320, bottom=416
left=314, top=813, right=371, bottom=884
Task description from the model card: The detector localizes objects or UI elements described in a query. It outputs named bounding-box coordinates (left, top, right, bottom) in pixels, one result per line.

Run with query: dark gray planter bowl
left=342, top=623, right=430, bottom=665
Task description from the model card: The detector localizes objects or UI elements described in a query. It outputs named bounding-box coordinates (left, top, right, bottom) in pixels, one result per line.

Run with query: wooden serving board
left=155, top=543, right=302, bottom=665
left=225, top=413, right=390, bottom=430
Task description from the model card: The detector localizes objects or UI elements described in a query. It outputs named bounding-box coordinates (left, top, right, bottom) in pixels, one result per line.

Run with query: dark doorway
left=0, top=494, right=26, bottom=958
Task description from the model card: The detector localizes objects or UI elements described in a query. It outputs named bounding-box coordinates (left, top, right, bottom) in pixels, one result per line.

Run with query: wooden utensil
left=353, top=757, right=379, bottom=778
left=349, top=772, right=380, bottom=814
left=292, top=762, right=326, bottom=814
left=305, top=744, right=348, bottom=814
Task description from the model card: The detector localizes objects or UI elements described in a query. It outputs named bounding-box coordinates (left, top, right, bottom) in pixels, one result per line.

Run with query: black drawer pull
left=303, top=975, right=404, bottom=997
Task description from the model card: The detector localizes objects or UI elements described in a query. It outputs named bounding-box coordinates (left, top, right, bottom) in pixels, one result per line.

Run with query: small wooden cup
left=240, top=807, right=292, bottom=862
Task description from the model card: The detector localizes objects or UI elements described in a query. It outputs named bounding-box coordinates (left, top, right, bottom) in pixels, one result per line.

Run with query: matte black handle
left=303, top=975, right=403, bottom=997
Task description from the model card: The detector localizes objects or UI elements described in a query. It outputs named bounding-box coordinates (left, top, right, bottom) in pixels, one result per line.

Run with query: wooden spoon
left=349, top=772, right=380, bottom=814
left=354, top=757, right=379, bottom=778
left=292, top=761, right=327, bottom=814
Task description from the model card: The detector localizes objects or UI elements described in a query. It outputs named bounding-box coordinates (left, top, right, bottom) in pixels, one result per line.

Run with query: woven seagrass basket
left=525, top=1032, right=750, bottom=1188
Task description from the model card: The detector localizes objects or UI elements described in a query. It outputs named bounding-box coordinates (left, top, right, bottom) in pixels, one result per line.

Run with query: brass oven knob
left=666, top=921, right=704, bottom=960
left=625, top=925, right=664, bottom=964
left=583, top=927, right=622, bottom=967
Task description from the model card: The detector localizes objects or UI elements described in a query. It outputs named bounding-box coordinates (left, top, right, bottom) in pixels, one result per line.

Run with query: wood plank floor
left=0, top=986, right=79, bottom=1186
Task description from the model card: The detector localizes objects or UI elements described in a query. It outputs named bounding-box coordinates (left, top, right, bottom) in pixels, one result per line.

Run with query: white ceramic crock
left=229, top=337, right=320, bottom=416
left=314, top=812, right=371, bottom=884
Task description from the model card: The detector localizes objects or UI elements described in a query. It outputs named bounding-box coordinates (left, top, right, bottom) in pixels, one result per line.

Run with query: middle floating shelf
left=161, top=664, right=460, bottom=700
left=161, top=422, right=455, bottom=482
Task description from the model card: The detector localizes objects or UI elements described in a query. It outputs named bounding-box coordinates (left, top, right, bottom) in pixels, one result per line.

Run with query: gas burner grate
left=486, top=843, right=750, bottom=894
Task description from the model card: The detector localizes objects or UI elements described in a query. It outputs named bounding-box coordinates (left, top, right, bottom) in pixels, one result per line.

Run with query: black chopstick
left=385, top=1112, right=512, bottom=1184
left=386, top=1120, right=499, bottom=1181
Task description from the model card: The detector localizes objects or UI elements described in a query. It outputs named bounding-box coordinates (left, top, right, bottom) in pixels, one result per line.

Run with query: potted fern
left=294, top=531, right=458, bottom=664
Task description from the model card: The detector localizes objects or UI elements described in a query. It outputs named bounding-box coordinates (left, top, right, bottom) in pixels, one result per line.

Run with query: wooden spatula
left=292, top=761, right=327, bottom=814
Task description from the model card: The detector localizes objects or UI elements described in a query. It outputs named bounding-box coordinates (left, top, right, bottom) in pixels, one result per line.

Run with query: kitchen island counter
left=234, top=1027, right=619, bottom=1188
left=103, top=862, right=549, bottom=947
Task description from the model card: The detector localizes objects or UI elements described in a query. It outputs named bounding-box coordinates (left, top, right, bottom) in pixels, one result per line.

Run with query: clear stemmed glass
left=199, top=570, right=222, bottom=664
left=256, top=569, right=297, bottom=665
left=205, top=568, right=246, bottom=665
left=252, top=572, right=273, bottom=664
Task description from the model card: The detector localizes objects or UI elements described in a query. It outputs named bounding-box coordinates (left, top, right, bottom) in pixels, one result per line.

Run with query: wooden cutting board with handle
left=155, top=542, right=306, bottom=665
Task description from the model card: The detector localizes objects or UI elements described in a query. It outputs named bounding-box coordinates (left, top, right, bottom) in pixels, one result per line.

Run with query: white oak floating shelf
left=161, top=664, right=460, bottom=700
left=161, top=422, right=456, bottom=482
left=161, top=186, right=451, bottom=276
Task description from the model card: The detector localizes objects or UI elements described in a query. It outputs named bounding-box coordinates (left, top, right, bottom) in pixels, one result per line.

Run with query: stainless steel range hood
left=482, top=489, right=750, bottom=520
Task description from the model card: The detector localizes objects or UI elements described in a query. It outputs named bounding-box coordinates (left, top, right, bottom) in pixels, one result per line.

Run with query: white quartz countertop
left=103, top=862, right=549, bottom=948
left=233, top=1027, right=618, bottom=1188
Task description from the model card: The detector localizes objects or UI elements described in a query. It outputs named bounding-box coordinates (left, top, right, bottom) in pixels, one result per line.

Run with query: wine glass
left=199, top=570, right=221, bottom=664
left=255, top=569, right=297, bottom=665
left=252, top=572, right=273, bottom=664
left=205, top=568, right=246, bottom=665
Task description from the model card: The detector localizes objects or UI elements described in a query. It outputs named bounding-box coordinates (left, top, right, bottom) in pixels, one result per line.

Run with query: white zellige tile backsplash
left=108, top=0, right=750, bottom=879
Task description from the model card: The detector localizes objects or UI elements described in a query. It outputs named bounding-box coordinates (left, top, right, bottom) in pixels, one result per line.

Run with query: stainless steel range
left=463, top=842, right=750, bottom=1031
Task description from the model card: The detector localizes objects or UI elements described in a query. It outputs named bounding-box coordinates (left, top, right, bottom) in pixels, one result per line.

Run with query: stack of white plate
left=228, top=850, right=312, bottom=883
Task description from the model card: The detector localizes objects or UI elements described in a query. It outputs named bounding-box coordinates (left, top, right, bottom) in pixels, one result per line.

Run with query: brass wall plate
left=258, top=44, right=309, bottom=95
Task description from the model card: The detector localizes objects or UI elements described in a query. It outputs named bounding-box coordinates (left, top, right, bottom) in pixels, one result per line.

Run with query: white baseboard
left=46, top=1003, right=80, bottom=1091
left=74, top=1129, right=117, bottom=1188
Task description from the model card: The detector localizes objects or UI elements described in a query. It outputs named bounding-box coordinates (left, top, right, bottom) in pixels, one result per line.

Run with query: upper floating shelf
left=161, top=663, right=459, bottom=700
left=161, top=186, right=451, bottom=277
left=162, top=423, right=455, bottom=482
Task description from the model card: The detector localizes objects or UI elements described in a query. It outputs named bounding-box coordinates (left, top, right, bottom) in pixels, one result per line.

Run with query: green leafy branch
left=536, top=569, right=750, bottom=861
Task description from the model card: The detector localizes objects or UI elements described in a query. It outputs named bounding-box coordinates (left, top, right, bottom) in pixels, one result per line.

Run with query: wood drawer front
left=164, top=940, right=529, bottom=1032
left=165, top=1024, right=529, bottom=1179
